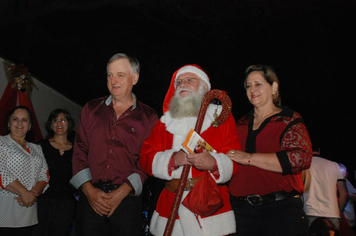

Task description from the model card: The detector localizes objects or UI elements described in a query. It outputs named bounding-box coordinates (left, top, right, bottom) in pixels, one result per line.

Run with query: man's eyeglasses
left=52, top=118, right=67, bottom=124
left=175, top=77, right=198, bottom=87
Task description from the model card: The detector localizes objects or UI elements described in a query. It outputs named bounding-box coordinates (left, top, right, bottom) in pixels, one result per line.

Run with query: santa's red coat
left=140, top=105, right=241, bottom=236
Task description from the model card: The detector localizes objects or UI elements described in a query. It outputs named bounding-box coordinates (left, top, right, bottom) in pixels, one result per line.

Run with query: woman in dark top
left=32, top=108, right=76, bottom=236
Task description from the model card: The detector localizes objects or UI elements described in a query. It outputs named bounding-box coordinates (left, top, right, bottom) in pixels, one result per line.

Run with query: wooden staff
left=163, top=89, right=232, bottom=236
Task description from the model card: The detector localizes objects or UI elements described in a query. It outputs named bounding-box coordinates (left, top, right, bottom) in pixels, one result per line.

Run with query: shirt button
left=131, top=128, right=135, bottom=132
left=109, top=149, right=112, bottom=154
left=112, top=136, right=115, bottom=140
left=107, top=165, right=110, bottom=169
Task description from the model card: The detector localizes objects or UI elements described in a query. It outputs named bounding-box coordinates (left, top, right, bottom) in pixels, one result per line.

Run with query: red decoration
left=0, top=60, right=43, bottom=142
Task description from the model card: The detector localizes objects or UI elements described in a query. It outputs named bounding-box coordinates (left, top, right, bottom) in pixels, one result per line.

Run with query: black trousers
left=75, top=191, right=143, bottom=236
left=0, top=225, right=34, bottom=236
left=32, top=197, right=76, bottom=236
left=230, top=196, right=309, bottom=236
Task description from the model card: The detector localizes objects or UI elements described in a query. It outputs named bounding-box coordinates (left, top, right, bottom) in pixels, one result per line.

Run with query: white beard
left=169, top=85, right=206, bottom=119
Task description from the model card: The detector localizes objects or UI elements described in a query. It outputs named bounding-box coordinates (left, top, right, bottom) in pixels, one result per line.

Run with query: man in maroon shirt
left=70, top=53, right=158, bottom=236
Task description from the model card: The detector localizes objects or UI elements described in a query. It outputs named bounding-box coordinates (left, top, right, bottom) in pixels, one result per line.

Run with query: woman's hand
left=226, top=150, right=283, bottom=173
left=227, top=150, right=251, bottom=165
left=6, top=180, right=37, bottom=207
left=31, top=181, right=48, bottom=197
left=15, top=190, right=37, bottom=207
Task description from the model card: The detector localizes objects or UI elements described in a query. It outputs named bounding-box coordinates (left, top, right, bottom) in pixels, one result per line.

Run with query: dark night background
left=0, top=0, right=355, bottom=172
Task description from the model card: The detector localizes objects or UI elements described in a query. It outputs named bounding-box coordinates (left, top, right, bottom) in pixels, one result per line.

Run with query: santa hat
left=162, top=64, right=211, bottom=113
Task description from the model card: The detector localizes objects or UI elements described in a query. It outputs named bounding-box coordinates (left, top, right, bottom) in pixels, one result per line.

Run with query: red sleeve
left=279, top=119, right=312, bottom=174
left=168, top=152, right=179, bottom=175
left=140, top=120, right=172, bottom=176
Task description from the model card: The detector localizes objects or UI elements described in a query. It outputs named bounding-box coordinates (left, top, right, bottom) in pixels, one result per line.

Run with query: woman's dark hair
left=45, top=108, right=75, bottom=138
left=310, top=217, right=339, bottom=236
left=244, top=64, right=281, bottom=107
left=6, top=106, right=33, bottom=132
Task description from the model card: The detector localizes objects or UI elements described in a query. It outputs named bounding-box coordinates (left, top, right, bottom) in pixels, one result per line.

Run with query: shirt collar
left=1, top=134, right=30, bottom=147
left=1, top=134, right=14, bottom=146
left=105, top=93, right=137, bottom=111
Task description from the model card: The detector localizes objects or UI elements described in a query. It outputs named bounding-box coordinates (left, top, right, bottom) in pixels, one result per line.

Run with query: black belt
left=231, top=190, right=300, bottom=206
left=92, top=182, right=120, bottom=193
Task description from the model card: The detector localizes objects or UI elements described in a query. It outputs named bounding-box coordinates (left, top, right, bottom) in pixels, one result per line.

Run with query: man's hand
left=174, top=150, right=190, bottom=166
left=187, top=151, right=215, bottom=170
left=105, top=182, right=132, bottom=217
left=82, top=182, right=112, bottom=216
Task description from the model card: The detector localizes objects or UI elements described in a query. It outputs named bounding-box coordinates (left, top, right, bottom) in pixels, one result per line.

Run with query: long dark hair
left=310, top=217, right=339, bottom=236
left=45, top=108, right=75, bottom=138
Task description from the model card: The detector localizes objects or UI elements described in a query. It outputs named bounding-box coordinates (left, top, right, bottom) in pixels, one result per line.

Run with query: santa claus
left=140, top=64, right=241, bottom=236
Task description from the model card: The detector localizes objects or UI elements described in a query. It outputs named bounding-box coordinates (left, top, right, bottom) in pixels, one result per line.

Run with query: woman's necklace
left=18, top=141, right=27, bottom=149
left=254, top=108, right=281, bottom=124
left=50, top=138, right=70, bottom=156
left=14, top=139, right=27, bottom=150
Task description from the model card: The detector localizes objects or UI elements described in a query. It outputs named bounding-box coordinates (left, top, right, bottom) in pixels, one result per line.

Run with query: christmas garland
left=2, top=60, right=38, bottom=98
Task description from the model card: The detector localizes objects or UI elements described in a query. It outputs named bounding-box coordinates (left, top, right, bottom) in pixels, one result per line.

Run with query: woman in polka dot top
left=0, top=106, right=49, bottom=236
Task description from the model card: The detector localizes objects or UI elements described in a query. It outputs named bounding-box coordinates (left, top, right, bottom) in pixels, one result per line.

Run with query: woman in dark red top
left=227, top=65, right=312, bottom=236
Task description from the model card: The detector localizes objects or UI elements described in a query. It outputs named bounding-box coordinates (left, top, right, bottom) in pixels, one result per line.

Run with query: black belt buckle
left=101, top=183, right=112, bottom=192
left=93, top=182, right=120, bottom=193
left=246, top=194, right=263, bottom=206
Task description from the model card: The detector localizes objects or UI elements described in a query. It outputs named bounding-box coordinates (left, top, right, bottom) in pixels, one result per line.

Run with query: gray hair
left=106, top=53, right=140, bottom=74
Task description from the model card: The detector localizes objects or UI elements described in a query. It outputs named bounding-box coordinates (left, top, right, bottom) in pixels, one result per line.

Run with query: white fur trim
left=200, top=211, right=236, bottom=236
left=209, top=152, right=234, bottom=183
left=156, top=104, right=227, bottom=180
left=150, top=200, right=236, bottom=236
left=152, top=151, right=189, bottom=179
left=149, top=103, right=236, bottom=235
left=175, top=65, right=211, bottom=90
left=149, top=211, right=184, bottom=236
left=152, top=150, right=176, bottom=180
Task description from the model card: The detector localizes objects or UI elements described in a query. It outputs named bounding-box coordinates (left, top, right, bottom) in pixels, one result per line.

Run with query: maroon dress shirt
left=72, top=95, right=158, bottom=194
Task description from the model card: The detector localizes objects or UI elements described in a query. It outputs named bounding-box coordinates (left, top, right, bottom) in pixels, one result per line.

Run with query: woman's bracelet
left=247, top=153, right=252, bottom=166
